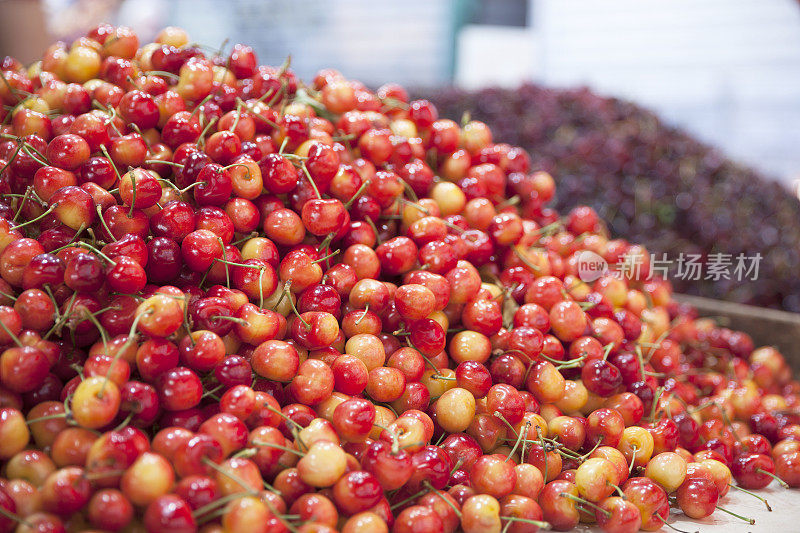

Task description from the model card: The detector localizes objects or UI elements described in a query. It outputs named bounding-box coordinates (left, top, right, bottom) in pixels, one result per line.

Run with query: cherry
left=470, top=454, right=516, bottom=499
left=118, top=89, right=159, bottom=129
left=331, top=354, right=369, bottom=395
left=581, top=359, right=623, bottom=397
left=289, top=359, right=334, bottom=405
left=595, top=496, right=641, bottom=533
left=394, top=505, right=444, bottom=533
left=143, top=495, right=196, bottom=533
left=407, top=445, right=452, bottom=491
left=408, top=318, right=446, bottom=357
left=539, top=480, right=580, bottom=531
left=676, top=476, right=718, bottom=519
left=41, top=467, right=92, bottom=516
left=156, top=367, right=202, bottom=411
left=621, top=477, right=668, bottom=530
left=644, top=451, right=687, bottom=493
left=549, top=301, right=588, bottom=342
left=731, top=453, right=778, bottom=489
left=775, top=451, right=800, bottom=487
left=434, top=387, right=476, bottom=433
left=332, top=470, right=383, bottom=515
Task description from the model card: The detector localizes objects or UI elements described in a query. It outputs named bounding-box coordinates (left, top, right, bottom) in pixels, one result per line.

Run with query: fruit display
left=0, top=24, right=798, bottom=533
left=414, top=84, right=800, bottom=312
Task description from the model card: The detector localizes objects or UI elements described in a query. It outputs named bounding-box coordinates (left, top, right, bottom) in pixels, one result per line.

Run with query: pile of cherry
left=0, top=24, right=798, bottom=533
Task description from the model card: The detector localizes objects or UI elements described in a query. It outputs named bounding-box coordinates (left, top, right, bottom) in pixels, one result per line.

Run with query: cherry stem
left=715, top=505, right=755, bottom=525
left=146, top=159, right=184, bottom=168
left=209, top=315, right=249, bottom=326
left=283, top=284, right=310, bottom=329
left=100, top=311, right=146, bottom=398
left=179, top=181, right=204, bottom=194
left=756, top=468, right=789, bottom=488
left=232, top=448, right=257, bottom=459
left=354, top=304, right=370, bottom=325
left=418, top=352, right=443, bottom=376
left=262, top=403, right=306, bottom=450
left=373, top=422, right=400, bottom=455
left=214, top=258, right=258, bottom=269
left=25, top=412, right=68, bottom=425
left=202, top=384, right=224, bottom=399
left=554, top=354, right=587, bottom=371
left=317, top=232, right=335, bottom=254
left=513, top=246, right=542, bottom=272
left=145, top=70, right=180, bottom=80
left=0, top=505, right=31, bottom=528
left=99, top=145, right=122, bottom=181
left=506, top=421, right=531, bottom=463
left=196, top=117, right=219, bottom=149
left=312, top=249, right=339, bottom=264
left=201, top=457, right=258, bottom=495
left=559, top=493, right=611, bottom=517
left=364, top=216, right=383, bottom=245
left=344, top=179, right=370, bottom=209
left=0, top=290, right=17, bottom=301
left=493, top=411, right=521, bottom=439
left=635, top=345, right=647, bottom=380
left=300, top=162, right=322, bottom=199
left=127, top=170, right=138, bottom=218
left=688, top=399, right=717, bottom=415
left=43, top=292, right=76, bottom=340
left=192, top=491, right=253, bottom=518
left=602, top=342, right=614, bottom=361
left=252, top=440, right=305, bottom=457
left=0, top=141, right=22, bottom=176
left=400, top=197, right=429, bottom=215
left=728, top=483, right=771, bottom=511
left=422, top=481, right=462, bottom=517
left=220, top=162, right=254, bottom=183
left=0, top=319, right=23, bottom=348
left=648, top=386, right=664, bottom=422
left=96, top=204, right=117, bottom=241
left=68, top=241, right=117, bottom=265
left=230, top=100, right=243, bottom=136
left=9, top=203, right=56, bottom=231
left=21, top=144, right=48, bottom=166
left=629, top=445, right=639, bottom=474
left=501, top=516, right=551, bottom=530
left=652, top=512, right=696, bottom=533
left=271, top=281, right=289, bottom=311
left=262, top=494, right=300, bottom=533
left=495, top=195, right=521, bottom=209
left=579, top=437, right=604, bottom=460
left=11, top=187, right=31, bottom=223
left=389, top=488, right=428, bottom=510
left=449, top=457, right=464, bottom=477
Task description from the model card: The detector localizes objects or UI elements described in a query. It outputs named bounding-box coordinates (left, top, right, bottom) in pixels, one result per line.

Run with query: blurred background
left=2, top=0, right=800, bottom=310
left=5, top=0, right=800, bottom=182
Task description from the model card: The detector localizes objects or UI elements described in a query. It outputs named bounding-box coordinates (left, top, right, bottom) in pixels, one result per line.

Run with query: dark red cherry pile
left=417, top=84, right=800, bottom=313
left=0, top=24, right=797, bottom=533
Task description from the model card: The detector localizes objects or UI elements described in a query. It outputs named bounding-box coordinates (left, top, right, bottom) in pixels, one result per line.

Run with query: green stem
left=10, top=203, right=56, bottom=231
left=715, top=506, right=755, bottom=525
left=0, top=319, right=23, bottom=348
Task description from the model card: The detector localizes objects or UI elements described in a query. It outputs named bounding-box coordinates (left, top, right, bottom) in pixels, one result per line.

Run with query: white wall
left=169, top=0, right=453, bottom=87
left=532, top=0, right=800, bottom=182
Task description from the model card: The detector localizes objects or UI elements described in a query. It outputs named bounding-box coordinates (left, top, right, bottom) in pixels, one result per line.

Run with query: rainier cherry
left=0, top=23, right=791, bottom=533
